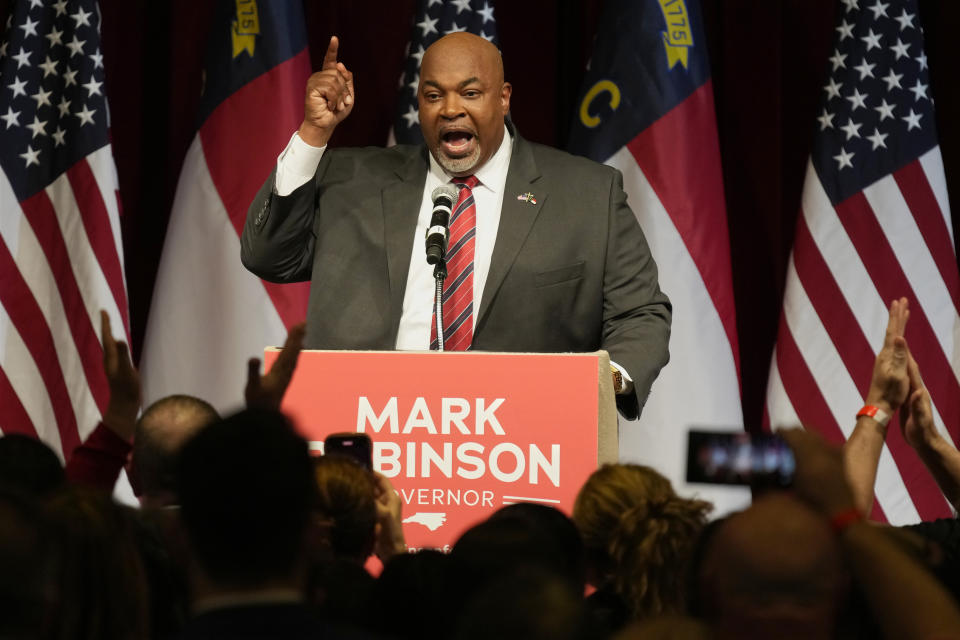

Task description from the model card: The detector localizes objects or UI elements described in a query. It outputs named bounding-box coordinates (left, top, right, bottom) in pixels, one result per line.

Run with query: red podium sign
left=265, top=349, right=617, bottom=551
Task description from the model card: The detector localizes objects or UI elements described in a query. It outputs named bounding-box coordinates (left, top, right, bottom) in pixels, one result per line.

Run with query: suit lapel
left=383, top=148, right=429, bottom=331
left=478, top=136, right=545, bottom=325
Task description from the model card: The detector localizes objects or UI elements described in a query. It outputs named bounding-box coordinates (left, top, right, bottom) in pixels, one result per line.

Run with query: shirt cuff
left=275, top=131, right=326, bottom=196
left=610, top=361, right=635, bottom=395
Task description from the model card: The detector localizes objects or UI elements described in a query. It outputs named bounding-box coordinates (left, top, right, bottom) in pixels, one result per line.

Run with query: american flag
left=765, top=0, right=957, bottom=524
left=0, top=0, right=127, bottom=461
left=392, top=0, right=498, bottom=145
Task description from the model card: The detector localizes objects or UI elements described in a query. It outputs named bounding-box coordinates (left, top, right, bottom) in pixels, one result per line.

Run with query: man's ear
left=500, top=82, right=512, bottom=115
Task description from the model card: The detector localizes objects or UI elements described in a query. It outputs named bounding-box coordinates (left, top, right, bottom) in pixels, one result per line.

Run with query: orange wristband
left=857, top=404, right=891, bottom=427
left=829, top=507, right=864, bottom=534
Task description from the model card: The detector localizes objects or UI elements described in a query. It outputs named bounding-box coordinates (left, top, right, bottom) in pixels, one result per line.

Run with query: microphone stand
left=432, top=260, right=447, bottom=351
left=426, top=184, right=457, bottom=352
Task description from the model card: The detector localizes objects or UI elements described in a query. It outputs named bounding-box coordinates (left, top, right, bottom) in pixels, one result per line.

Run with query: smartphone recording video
left=686, top=429, right=795, bottom=487
left=323, top=432, right=373, bottom=470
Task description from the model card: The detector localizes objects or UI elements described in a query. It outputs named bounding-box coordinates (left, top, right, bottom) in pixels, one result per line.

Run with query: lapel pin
left=517, top=192, right=537, bottom=205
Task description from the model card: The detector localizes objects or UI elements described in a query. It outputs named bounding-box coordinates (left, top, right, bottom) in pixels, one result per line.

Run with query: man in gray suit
left=242, top=33, right=670, bottom=419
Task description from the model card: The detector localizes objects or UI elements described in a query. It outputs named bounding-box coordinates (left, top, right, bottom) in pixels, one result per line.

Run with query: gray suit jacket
left=241, top=132, right=671, bottom=418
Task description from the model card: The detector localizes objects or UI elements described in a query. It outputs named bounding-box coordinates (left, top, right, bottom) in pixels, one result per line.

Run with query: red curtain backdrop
left=2, top=0, right=956, bottom=429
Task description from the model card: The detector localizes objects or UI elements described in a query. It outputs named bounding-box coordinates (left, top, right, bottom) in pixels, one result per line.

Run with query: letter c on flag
left=579, top=80, right=621, bottom=129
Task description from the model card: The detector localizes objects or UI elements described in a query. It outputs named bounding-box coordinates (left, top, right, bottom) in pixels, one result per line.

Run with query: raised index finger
left=100, top=309, right=116, bottom=348
left=322, top=36, right=340, bottom=71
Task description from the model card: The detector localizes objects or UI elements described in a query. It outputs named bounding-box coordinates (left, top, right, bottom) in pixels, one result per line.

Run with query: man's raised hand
left=298, top=36, right=355, bottom=147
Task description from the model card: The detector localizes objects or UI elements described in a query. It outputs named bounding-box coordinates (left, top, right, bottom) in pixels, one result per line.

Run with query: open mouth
left=440, top=130, right=476, bottom=157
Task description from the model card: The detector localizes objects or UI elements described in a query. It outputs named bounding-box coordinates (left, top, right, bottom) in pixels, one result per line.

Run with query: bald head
left=422, top=33, right=505, bottom=84
left=131, top=395, right=219, bottom=504
left=697, top=494, right=849, bottom=639
left=418, top=33, right=511, bottom=176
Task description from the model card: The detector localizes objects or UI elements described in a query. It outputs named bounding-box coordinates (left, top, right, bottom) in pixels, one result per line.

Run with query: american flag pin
left=517, top=192, right=537, bottom=205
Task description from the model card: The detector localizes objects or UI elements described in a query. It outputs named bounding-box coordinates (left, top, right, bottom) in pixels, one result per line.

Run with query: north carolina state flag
left=569, top=0, right=748, bottom=514
left=141, top=0, right=310, bottom=411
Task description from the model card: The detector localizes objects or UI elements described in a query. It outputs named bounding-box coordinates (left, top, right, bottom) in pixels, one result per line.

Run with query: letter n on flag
left=0, top=0, right=129, bottom=461
left=568, top=0, right=748, bottom=513
left=141, top=0, right=310, bottom=411
left=765, top=0, right=958, bottom=525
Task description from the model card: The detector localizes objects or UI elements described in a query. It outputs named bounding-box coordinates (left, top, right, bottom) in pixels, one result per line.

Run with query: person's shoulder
left=520, top=137, right=617, bottom=178
left=514, top=137, right=619, bottom=194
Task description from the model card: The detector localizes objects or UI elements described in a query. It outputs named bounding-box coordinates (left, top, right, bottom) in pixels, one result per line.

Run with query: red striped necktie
left=430, top=175, right=479, bottom=351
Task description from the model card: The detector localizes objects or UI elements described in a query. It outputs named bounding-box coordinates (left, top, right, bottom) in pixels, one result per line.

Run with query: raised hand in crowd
left=298, top=36, right=355, bottom=147
left=100, top=309, right=140, bottom=442
left=781, top=427, right=858, bottom=519
left=843, top=297, right=910, bottom=515
left=780, top=427, right=960, bottom=640
left=901, top=348, right=960, bottom=512
left=63, top=310, right=142, bottom=490
left=244, top=322, right=306, bottom=410
left=863, top=296, right=911, bottom=415
left=843, top=296, right=960, bottom=516
left=901, top=354, right=935, bottom=450
left=373, top=472, right=406, bottom=562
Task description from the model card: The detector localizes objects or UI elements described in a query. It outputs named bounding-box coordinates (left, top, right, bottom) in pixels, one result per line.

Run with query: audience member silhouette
left=130, top=394, right=218, bottom=506
left=0, top=433, right=65, bottom=496
left=176, top=408, right=327, bottom=639
left=573, top=463, right=711, bottom=632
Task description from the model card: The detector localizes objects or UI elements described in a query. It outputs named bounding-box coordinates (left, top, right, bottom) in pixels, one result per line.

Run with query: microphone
left=425, top=184, right=459, bottom=265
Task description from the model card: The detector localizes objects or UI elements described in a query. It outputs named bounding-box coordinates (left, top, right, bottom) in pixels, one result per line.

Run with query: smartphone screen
left=323, top=432, right=373, bottom=470
left=686, top=429, right=795, bottom=487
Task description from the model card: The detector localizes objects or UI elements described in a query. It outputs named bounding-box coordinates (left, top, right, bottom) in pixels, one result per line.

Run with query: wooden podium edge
left=595, top=350, right=619, bottom=465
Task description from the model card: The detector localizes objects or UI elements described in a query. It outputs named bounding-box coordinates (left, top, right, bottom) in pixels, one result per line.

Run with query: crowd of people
left=2, top=301, right=960, bottom=639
